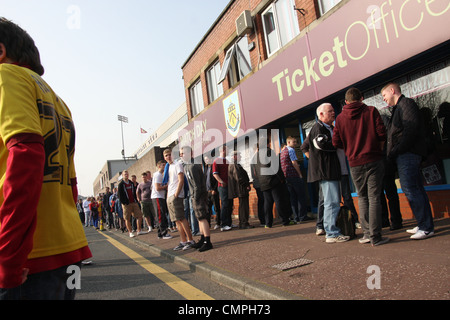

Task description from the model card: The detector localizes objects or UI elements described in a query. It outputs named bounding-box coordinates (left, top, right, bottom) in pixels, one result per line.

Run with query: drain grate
left=272, top=258, right=313, bottom=271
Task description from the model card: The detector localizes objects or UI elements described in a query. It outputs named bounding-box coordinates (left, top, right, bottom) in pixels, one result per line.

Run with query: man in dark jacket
left=381, top=83, right=434, bottom=240
left=333, top=87, right=389, bottom=246
left=181, top=146, right=213, bottom=252
left=253, top=136, right=294, bottom=228
left=204, top=155, right=220, bottom=228
left=228, top=151, right=252, bottom=229
left=118, top=170, right=144, bottom=238
left=301, top=103, right=349, bottom=243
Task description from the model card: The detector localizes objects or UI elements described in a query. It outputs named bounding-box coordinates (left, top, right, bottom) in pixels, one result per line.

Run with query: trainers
left=372, top=237, right=390, bottom=246
left=359, top=235, right=371, bottom=244
left=198, top=242, right=213, bottom=252
left=410, top=230, right=434, bottom=240
left=182, top=241, right=195, bottom=250
left=129, top=232, right=136, bottom=238
left=326, top=235, right=350, bottom=243
left=173, top=243, right=185, bottom=251
left=191, top=240, right=203, bottom=249
left=160, top=233, right=173, bottom=240
left=221, top=225, right=232, bottom=231
left=316, top=228, right=325, bottom=236
left=214, top=224, right=220, bottom=230
left=406, top=226, right=419, bottom=234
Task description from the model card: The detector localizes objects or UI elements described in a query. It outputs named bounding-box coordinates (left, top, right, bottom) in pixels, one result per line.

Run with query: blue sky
left=1, top=0, right=231, bottom=196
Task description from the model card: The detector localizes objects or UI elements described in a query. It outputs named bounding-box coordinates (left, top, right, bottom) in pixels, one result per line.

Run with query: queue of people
left=79, top=84, right=436, bottom=251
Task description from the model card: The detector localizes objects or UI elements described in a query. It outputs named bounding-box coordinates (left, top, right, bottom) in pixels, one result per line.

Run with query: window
left=190, top=79, right=204, bottom=117
left=318, top=0, right=342, bottom=15
left=206, top=60, right=224, bottom=103
left=218, top=36, right=252, bottom=87
left=262, top=0, right=300, bottom=57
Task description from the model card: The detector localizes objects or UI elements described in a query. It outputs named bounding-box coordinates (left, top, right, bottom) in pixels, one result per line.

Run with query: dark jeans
left=152, top=198, right=169, bottom=237
left=350, top=160, right=384, bottom=242
left=218, top=186, right=232, bottom=227
left=380, top=158, right=403, bottom=228
left=254, top=187, right=265, bottom=225
left=396, top=153, right=434, bottom=232
left=263, top=183, right=292, bottom=227
left=0, top=262, right=81, bottom=300
left=207, top=190, right=220, bottom=226
left=286, top=177, right=308, bottom=221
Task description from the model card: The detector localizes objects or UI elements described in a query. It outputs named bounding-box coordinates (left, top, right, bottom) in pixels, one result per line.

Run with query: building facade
left=180, top=0, right=450, bottom=219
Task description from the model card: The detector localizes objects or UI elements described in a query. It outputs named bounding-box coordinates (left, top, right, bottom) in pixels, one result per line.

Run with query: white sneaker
left=162, top=234, right=173, bottom=239
left=148, top=226, right=153, bottom=232
left=359, top=235, right=371, bottom=244
left=410, top=230, right=434, bottom=240
left=315, top=228, right=325, bottom=236
left=326, top=235, right=350, bottom=243
left=129, top=232, right=136, bottom=238
left=406, top=226, right=419, bottom=234
left=221, top=226, right=232, bottom=231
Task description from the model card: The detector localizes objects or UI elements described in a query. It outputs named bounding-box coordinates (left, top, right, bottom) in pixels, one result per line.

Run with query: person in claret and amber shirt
left=0, top=17, right=91, bottom=300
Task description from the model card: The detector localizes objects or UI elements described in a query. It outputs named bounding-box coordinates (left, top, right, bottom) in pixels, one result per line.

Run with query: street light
left=118, top=115, right=128, bottom=159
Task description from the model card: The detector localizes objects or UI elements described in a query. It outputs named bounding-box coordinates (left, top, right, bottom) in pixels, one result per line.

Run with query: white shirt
left=151, top=171, right=166, bottom=199
left=167, top=161, right=185, bottom=198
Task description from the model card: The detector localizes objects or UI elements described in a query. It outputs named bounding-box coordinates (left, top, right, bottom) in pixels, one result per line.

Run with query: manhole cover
left=272, top=258, right=313, bottom=271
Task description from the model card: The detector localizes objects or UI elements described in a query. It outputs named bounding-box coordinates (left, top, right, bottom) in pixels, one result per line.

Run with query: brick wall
left=229, top=185, right=450, bottom=220
left=182, top=0, right=320, bottom=121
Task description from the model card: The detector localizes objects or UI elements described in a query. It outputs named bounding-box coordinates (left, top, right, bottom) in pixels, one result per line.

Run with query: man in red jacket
left=333, top=87, right=389, bottom=246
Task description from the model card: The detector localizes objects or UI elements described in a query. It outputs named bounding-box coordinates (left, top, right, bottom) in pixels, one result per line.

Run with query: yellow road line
left=98, top=231, right=214, bottom=300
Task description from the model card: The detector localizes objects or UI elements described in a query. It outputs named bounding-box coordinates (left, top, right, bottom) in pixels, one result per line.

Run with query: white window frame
left=318, top=0, right=342, bottom=15
left=190, top=79, right=204, bottom=117
left=206, top=60, right=224, bottom=103
left=218, top=36, right=252, bottom=86
left=261, top=0, right=300, bottom=57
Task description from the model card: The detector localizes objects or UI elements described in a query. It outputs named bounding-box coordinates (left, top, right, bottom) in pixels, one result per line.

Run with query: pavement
left=107, top=215, right=450, bottom=300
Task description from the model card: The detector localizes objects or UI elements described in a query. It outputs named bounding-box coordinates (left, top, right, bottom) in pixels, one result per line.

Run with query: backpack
left=336, top=205, right=356, bottom=239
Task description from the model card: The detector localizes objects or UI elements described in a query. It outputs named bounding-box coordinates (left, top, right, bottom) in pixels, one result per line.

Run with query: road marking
left=98, top=231, right=214, bottom=300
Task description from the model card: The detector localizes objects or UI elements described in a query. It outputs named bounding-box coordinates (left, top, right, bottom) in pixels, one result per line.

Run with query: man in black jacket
left=252, top=135, right=294, bottom=228
left=301, top=103, right=349, bottom=243
left=382, top=83, right=434, bottom=240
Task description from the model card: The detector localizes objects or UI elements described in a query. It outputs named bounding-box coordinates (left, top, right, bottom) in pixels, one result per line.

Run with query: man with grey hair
left=301, top=103, right=349, bottom=243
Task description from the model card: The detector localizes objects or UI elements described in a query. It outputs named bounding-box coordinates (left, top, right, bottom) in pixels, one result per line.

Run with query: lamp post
left=117, top=115, right=128, bottom=159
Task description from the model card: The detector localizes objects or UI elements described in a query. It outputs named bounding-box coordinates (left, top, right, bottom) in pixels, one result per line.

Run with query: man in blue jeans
left=382, top=83, right=434, bottom=240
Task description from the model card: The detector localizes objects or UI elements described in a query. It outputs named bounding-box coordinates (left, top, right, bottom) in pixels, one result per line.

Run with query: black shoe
left=198, top=242, right=213, bottom=252
left=390, top=224, right=403, bottom=230
left=191, top=240, right=203, bottom=249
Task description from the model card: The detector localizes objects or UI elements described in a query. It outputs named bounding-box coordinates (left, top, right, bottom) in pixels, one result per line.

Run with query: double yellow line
left=99, top=231, right=214, bottom=300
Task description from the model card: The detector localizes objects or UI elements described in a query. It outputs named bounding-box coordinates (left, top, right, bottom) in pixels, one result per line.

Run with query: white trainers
left=129, top=232, right=136, bottom=238
left=221, top=225, right=232, bottom=231
left=406, top=226, right=419, bottom=234
left=358, top=235, right=371, bottom=244
left=410, top=230, right=434, bottom=240
left=315, top=228, right=325, bottom=236
left=325, top=235, right=350, bottom=243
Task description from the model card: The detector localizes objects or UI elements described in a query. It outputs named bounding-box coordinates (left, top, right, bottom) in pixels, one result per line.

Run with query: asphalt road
left=75, top=227, right=247, bottom=301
